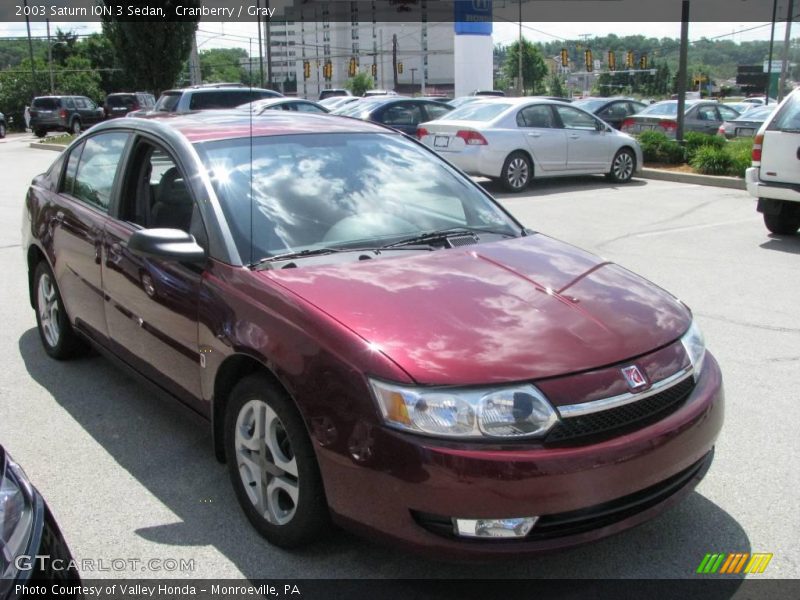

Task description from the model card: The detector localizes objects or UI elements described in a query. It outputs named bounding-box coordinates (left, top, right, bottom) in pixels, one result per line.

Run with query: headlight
left=0, top=455, right=35, bottom=585
left=680, top=320, right=706, bottom=377
left=369, top=379, right=559, bottom=439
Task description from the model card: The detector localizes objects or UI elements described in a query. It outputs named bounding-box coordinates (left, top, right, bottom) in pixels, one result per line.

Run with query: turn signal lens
left=752, top=133, right=763, bottom=163
left=416, top=127, right=429, bottom=140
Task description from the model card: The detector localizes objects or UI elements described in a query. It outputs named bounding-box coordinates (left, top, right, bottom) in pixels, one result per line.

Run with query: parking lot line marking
left=634, top=217, right=755, bottom=238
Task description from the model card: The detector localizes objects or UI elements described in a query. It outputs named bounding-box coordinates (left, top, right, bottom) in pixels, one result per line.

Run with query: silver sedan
left=418, top=98, right=643, bottom=192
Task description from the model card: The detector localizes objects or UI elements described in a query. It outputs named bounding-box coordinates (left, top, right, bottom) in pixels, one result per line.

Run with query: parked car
left=620, top=100, right=740, bottom=138
left=334, top=97, right=452, bottom=136
left=363, top=89, right=398, bottom=97
left=103, top=92, right=156, bottom=119
left=0, top=110, right=7, bottom=138
left=0, top=445, right=81, bottom=599
left=237, top=98, right=330, bottom=114
left=29, top=95, right=104, bottom=137
left=418, top=98, right=643, bottom=192
left=318, top=89, right=350, bottom=101
left=472, top=90, right=505, bottom=96
left=573, top=97, right=647, bottom=130
left=723, top=101, right=757, bottom=115
left=742, top=96, right=778, bottom=106
left=746, top=88, right=800, bottom=234
left=134, top=85, right=282, bottom=116
left=22, top=112, right=722, bottom=559
left=717, top=105, right=775, bottom=139
left=447, top=96, right=489, bottom=109
left=319, top=96, right=360, bottom=110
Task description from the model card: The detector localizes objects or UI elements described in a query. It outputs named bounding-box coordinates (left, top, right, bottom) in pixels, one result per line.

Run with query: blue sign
left=454, top=0, right=493, bottom=36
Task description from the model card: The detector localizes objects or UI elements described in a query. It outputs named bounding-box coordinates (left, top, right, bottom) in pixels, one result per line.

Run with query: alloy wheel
left=234, top=399, right=299, bottom=525
left=612, top=151, right=634, bottom=182
left=37, top=273, right=60, bottom=348
left=506, top=157, right=530, bottom=189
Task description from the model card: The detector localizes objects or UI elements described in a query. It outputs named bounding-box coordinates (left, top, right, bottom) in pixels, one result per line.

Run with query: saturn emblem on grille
left=621, top=365, right=648, bottom=390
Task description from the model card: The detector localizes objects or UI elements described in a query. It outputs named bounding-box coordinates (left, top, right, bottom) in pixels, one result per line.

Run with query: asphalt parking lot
left=1, top=132, right=798, bottom=580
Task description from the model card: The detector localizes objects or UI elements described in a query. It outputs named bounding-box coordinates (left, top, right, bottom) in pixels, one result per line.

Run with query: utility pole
left=410, top=68, right=417, bottom=93
left=265, top=1, right=273, bottom=89
left=765, top=0, right=778, bottom=104
left=23, top=0, right=36, bottom=99
left=777, top=0, right=794, bottom=102
left=675, top=0, right=690, bottom=143
left=517, top=0, right=523, bottom=95
left=47, top=19, right=54, bottom=94
left=189, top=34, right=201, bottom=85
left=257, top=0, right=264, bottom=87
left=392, top=33, right=398, bottom=91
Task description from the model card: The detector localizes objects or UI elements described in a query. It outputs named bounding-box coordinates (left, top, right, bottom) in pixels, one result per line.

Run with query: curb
left=639, top=167, right=745, bottom=190
left=29, top=142, right=67, bottom=152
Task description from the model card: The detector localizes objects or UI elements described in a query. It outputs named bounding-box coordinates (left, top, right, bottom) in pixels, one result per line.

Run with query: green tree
left=200, top=48, right=248, bottom=84
left=502, top=39, right=548, bottom=95
left=346, top=72, right=373, bottom=97
left=548, top=73, right=566, bottom=98
left=101, top=1, right=200, bottom=95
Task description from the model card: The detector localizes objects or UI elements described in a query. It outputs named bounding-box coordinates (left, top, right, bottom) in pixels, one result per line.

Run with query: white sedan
left=418, top=98, right=643, bottom=192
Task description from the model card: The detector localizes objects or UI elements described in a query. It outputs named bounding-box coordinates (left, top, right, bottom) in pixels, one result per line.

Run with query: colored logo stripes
left=696, top=553, right=773, bottom=574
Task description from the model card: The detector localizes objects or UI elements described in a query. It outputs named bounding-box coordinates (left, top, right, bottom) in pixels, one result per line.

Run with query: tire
left=225, top=374, right=329, bottom=548
left=764, top=212, right=800, bottom=235
left=607, top=148, right=636, bottom=183
left=0, top=122, right=6, bottom=138
left=71, top=119, right=82, bottom=135
left=34, top=128, right=47, bottom=138
left=500, top=151, right=532, bottom=192
left=32, top=261, right=87, bottom=359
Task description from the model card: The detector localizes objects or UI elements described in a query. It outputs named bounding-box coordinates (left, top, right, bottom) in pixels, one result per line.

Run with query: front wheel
left=33, top=261, right=87, bottom=359
left=764, top=212, right=800, bottom=235
left=225, top=374, right=329, bottom=548
left=500, top=151, right=532, bottom=192
left=607, top=148, right=636, bottom=183
left=71, top=119, right=82, bottom=135
left=34, top=128, right=47, bottom=138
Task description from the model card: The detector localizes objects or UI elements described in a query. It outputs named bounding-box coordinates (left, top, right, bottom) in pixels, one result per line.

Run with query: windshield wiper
left=381, top=226, right=515, bottom=249
left=253, top=247, right=351, bottom=266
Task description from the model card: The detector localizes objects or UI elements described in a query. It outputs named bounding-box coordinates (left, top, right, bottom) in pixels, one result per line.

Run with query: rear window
left=154, top=92, right=182, bottom=112
left=638, top=102, right=679, bottom=116
left=33, top=98, right=60, bottom=110
left=189, top=90, right=274, bottom=110
left=107, top=95, right=136, bottom=108
left=768, top=94, right=800, bottom=132
left=440, top=102, right=511, bottom=122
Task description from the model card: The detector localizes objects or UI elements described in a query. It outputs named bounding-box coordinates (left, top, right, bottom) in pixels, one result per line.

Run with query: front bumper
left=746, top=167, right=800, bottom=203
left=319, top=353, right=723, bottom=560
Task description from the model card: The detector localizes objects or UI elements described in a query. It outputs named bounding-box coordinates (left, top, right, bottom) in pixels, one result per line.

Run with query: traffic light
left=584, top=49, right=593, bottom=72
left=371, top=63, right=377, bottom=78
left=323, top=61, right=332, bottom=80
left=607, top=50, right=616, bottom=72
left=560, top=48, right=569, bottom=68
left=398, top=62, right=404, bottom=74
left=303, top=61, right=311, bottom=80
left=348, top=57, right=357, bottom=77
left=639, top=54, right=648, bottom=70
left=626, top=50, right=634, bottom=69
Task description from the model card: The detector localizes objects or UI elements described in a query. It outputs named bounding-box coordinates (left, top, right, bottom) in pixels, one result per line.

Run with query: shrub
left=684, top=132, right=725, bottom=162
left=690, top=146, right=734, bottom=175
left=637, top=131, right=685, bottom=164
left=725, top=137, right=754, bottom=178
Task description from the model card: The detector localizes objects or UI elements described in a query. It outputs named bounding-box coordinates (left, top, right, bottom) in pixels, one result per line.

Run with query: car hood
left=261, top=234, right=691, bottom=385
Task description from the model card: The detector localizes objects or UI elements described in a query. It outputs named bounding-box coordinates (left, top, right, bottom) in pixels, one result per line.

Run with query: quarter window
left=70, top=132, right=130, bottom=211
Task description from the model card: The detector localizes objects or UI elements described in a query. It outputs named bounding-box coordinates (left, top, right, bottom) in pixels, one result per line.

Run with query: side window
left=60, top=141, right=85, bottom=196
left=71, top=132, right=130, bottom=211
left=424, top=104, right=451, bottom=120
left=121, top=143, right=208, bottom=247
left=380, top=104, right=423, bottom=126
left=600, top=102, right=628, bottom=119
left=696, top=106, right=719, bottom=121
left=718, top=106, right=739, bottom=120
left=555, top=106, right=599, bottom=130
left=74, top=97, right=87, bottom=109
left=517, top=105, right=555, bottom=128
left=296, top=103, right=326, bottom=113
left=63, top=97, right=75, bottom=109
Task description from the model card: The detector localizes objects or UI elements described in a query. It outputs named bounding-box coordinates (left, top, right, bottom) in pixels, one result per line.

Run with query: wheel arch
left=615, top=145, right=638, bottom=168
left=27, top=244, right=48, bottom=309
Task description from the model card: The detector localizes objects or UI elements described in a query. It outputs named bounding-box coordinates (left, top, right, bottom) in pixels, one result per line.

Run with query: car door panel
left=517, top=105, right=567, bottom=172
left=554, top=105, right=610, bottom=171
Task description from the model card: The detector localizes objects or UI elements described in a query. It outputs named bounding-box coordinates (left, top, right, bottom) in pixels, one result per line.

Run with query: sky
left=0, top=20, right=789, bottom=51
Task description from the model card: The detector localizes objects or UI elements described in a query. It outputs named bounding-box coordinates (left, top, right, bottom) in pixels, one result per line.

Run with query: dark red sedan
left=21, top=111, right=723, bottom=559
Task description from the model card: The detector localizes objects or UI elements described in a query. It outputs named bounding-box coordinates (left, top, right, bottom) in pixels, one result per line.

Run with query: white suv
left=746, top=88, right=800, bottom=235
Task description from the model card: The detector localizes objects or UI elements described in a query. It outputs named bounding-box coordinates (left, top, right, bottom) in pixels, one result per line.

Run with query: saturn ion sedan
left=22, top=111, right=723, bottom=559
left=418, top=98, right=644, bottom=192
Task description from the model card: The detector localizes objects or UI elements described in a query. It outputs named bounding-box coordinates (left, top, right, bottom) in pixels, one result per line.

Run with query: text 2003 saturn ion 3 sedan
left=22, top=111, right=723, bottom=559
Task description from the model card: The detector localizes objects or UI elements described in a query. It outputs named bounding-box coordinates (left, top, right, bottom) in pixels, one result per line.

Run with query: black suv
left=29, top=95, right=104, bottom=137
left=103, top=92, right=156, bottom=119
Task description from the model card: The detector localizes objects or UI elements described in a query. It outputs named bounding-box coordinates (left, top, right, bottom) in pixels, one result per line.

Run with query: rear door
left=553, top=105, right=610, bottom=171
left=687, top=104, right=721, bottom=134
left=50, top=131, right=131, bottom=343
left=760, top=92, right=800, bottom=185
left=516, top=104, right=566, bottom=172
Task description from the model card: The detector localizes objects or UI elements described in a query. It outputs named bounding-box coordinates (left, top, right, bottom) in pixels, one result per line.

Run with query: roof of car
left=161, top=86, right=277, bottom=95
left=128, top=110, right=390, bottom=143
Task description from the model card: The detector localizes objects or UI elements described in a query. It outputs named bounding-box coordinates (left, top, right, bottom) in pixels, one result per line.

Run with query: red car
left=21, top=111, right=723, bottom=559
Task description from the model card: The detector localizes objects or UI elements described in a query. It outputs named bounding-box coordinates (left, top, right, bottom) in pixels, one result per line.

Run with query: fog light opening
left=452, top=516, right=539, bottom=538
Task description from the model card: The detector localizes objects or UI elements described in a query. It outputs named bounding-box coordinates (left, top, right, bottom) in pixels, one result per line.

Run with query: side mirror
left=128, top=228, right=206, bottom=263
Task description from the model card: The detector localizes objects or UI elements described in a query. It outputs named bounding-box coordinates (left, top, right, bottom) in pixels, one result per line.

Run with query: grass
left=40, top=134, right=76, bottom=145
left=638, top=131, right=754, bottom=178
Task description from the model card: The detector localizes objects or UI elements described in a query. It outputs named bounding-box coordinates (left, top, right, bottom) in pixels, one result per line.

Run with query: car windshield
left=638, top=102, right=680, bottom=116
left=194, top=132, right=518, bottom=264
left=154, top=92, right=181, bottom=112
left=736, top=106, right=773, bottom=121
left=439, top=102, right=511, bottom=121
left=573, top=99, right=607, bottom=112
left=768, top=94, right=800, bottom=132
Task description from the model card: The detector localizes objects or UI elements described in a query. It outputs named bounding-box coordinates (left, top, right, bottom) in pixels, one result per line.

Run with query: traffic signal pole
left=675, top=0, right=690, bottom=143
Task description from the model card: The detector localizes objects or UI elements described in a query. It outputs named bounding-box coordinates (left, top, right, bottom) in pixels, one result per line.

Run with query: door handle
left=569, top=134, right=580, bottom=139
left=527, top=132, right=542, bottom=138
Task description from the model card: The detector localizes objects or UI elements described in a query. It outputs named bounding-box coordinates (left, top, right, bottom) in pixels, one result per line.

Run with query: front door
left=554, top=105, right=610, bottom=171
left=103, top=139, right=206, bottom=407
